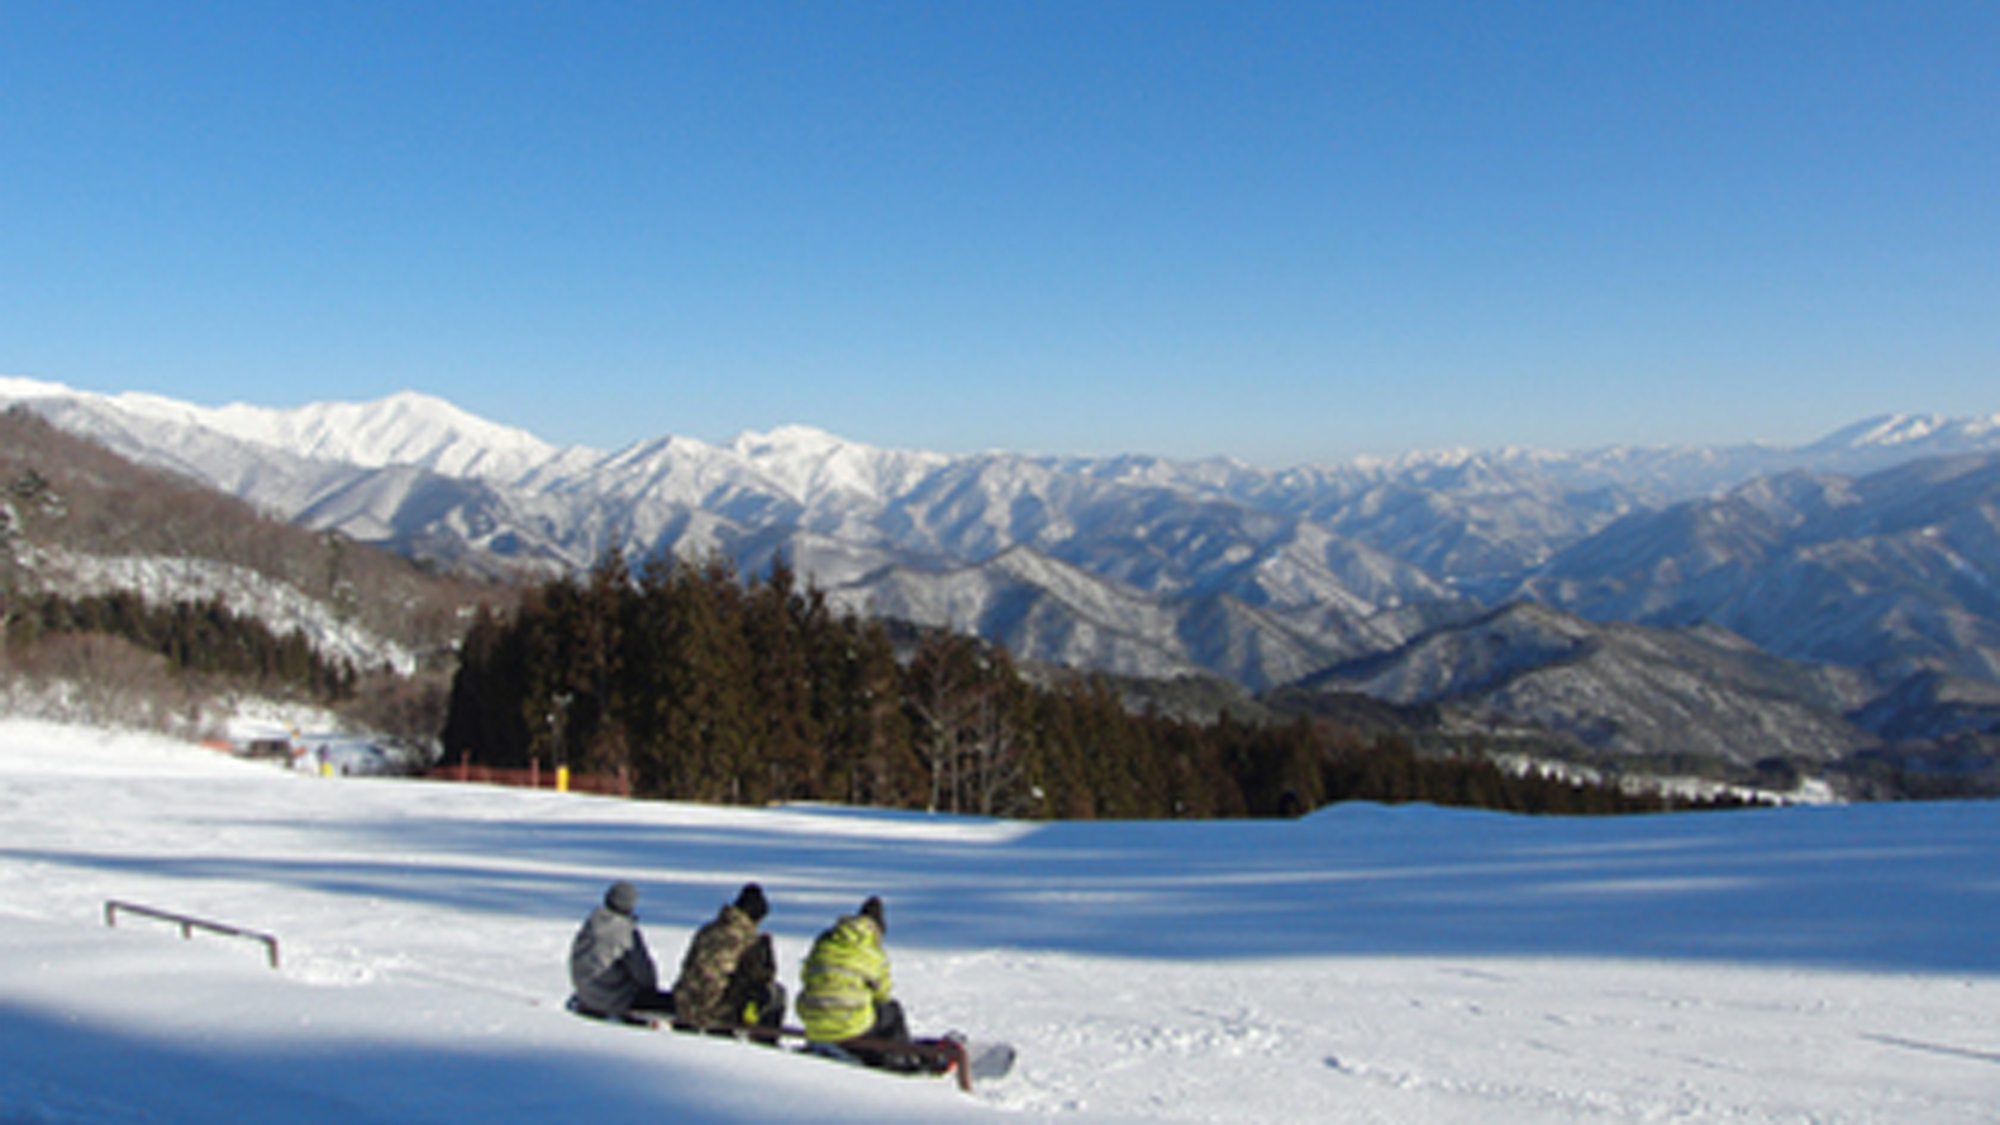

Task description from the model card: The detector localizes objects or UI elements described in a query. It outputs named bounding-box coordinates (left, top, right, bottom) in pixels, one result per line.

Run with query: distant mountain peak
left=0, top=374, right=77, bottom=400
left=230, top=390, right=567, bottom=478
left=724, top=422, right=950, bottom=503
left=1815, top=414, right=1947, bottom=449
left=1810, top=412, right=2000, bottom=453
left=730, top=423, right=851, bottom=456
left=120, top=384, right=571, bottom=483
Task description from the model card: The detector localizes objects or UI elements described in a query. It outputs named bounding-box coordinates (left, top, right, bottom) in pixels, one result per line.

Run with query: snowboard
left=569, top=1000, right=1015, bottom=1091
left=800, top=1034, right=1015, bottom=1091
left=959, top=1038, right=1017, bottom=1082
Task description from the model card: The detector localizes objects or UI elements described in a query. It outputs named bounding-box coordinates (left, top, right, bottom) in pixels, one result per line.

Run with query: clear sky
left=3, top=2, right=1995, bottom=465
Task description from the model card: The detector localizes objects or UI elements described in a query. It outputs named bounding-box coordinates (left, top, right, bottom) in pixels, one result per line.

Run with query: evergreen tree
left=572, top=550, right=632, bottom=779
left=815, top=612, right=917, bottom=807
left=441, top=563, right=1752, bottom=819
left=743, top=554, right=821, bottom=802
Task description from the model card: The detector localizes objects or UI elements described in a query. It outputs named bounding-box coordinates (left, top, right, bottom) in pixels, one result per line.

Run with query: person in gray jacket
left=569, top=880, right=675, bottom=1022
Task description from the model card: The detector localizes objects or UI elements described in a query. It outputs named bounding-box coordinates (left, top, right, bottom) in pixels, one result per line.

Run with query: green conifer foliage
left=13, top=591, right=356, bottom=701
left=440, top=564, right=1757, bottom=818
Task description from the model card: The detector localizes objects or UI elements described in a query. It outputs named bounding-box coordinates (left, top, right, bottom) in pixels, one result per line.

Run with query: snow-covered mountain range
left=5, top=375, right=1999, bottom=769
left=1298, top=601, right=1879, bottom=768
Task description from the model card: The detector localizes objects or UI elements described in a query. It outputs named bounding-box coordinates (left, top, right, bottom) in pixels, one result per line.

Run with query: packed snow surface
left=1, top=720, right=1996, bottom=1123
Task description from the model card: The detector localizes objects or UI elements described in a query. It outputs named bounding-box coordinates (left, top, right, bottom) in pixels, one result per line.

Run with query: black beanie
left=605, top=881, right=639, bottom=915
left=735, top=882, right=769, bottom=923
left=860, top=895, right=885, bottom=934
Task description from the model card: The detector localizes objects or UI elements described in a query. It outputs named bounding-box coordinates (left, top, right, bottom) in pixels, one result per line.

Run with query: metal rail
left=103, top=899, right=281, bottom=969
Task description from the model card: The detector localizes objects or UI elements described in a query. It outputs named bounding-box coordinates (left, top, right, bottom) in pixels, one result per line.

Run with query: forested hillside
left=442, top=554, right=1747, bottom=818
left=0, top=407, right=496, bottom=657
left=0, top=407, right=510, bottom=740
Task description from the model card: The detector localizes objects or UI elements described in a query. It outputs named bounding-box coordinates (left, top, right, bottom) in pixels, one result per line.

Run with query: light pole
left=550, top=692, right=573, bottom=792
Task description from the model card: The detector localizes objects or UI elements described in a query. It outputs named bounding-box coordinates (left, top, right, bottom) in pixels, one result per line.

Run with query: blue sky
left=3, top=2, right=1994, bottom=465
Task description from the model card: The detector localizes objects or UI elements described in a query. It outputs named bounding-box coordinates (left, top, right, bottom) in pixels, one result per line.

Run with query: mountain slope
left=1519, top=453, right=2000, bottom=695
left=0, top=377, right=563, bottom=482
left=1298, top=602, right=1876, bottom=766
left=0, top=405, right=503, bottom=703
left=827, top=545, right=1403, bottom=688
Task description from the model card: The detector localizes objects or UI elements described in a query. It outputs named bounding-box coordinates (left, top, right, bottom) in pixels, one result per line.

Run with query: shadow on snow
left=10, top=789, right=1999, bottom=976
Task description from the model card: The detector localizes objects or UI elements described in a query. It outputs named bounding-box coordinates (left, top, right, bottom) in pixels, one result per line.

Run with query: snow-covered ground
left=1, top=719, right=1995, bottom=1123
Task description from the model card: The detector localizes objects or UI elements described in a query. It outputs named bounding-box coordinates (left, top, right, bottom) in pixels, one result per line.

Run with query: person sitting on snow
left=670, top=882, right=788, bottom=1038
left=569, top=880, right=675, bottom=1022
left=798, top=896, right=926, bottom=1068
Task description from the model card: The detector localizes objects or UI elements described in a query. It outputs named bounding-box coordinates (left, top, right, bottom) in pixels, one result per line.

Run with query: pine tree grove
left=441, top=554, right=1749, bottom=818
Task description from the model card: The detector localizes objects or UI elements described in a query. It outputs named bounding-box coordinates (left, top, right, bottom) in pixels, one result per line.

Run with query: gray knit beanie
left=605, top=881, right=639, bottom=915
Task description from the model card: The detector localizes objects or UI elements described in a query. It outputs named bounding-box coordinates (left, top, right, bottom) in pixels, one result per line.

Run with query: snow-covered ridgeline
left=9, top=374, right=2000, bottom=520
left=0, top=376, right=566, bottom=484
left=7, top=374, right=2000, bottom=711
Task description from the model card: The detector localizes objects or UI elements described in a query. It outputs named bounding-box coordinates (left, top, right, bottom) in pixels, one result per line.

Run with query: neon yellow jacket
left=797, top=914, right=892, bottom=1041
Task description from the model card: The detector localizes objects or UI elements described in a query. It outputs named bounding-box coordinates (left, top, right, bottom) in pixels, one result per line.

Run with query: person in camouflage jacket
left=670, top=883, right=787, bottom=1034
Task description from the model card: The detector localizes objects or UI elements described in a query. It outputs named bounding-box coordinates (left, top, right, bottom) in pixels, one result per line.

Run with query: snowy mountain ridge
left=12, top=375, right=1997, bottom=523
left=6, top=376, right=2000, bottom=769
left=0, top=376, right=563, bottom=483
left=1807, top=411, right=2000, bottom=453
left=1298, top=601, right=1877, bottom=767
left=1516, top=451, right=2000, bottom=698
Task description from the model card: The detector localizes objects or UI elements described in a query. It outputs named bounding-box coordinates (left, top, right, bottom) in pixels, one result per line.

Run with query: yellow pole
left=556, top=765, right=571, bottom=793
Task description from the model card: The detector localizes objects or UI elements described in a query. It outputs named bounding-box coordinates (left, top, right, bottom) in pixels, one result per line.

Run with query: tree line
left=441, top=553, right=1749, bottom=818
left=8, top=590, right=358, bottom=701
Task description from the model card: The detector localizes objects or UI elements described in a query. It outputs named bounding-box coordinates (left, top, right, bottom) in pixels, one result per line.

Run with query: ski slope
left=1, top=718, right=1995, bottom=1122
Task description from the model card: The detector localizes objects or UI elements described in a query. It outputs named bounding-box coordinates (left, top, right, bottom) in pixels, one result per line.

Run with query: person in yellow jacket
left=798, top=896, right=912, bottom=1066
